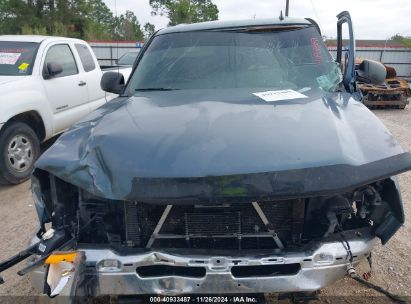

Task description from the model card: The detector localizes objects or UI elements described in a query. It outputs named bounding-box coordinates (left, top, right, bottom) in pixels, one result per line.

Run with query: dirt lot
left=0, top=108, right=410, bottom=303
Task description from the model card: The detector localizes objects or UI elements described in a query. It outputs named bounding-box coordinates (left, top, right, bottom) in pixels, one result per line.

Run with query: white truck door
left=74, top=43, right=106, bottom=110
left=41, top=43, right=88, bottom=133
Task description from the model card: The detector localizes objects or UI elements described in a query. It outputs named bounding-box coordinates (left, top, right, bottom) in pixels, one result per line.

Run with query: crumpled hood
left=35, top=88, right=411, bottom=201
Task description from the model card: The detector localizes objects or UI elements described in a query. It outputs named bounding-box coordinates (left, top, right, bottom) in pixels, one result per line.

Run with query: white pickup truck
left=0, top=35, right=132, bottom=184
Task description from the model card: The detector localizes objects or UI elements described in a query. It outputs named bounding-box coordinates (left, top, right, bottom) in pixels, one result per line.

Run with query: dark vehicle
left=1, top=12, right=411, bottom=300
left=117, top=50, right=140, bottom=66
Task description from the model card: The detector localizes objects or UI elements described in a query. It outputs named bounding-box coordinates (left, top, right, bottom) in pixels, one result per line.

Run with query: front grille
left=122, top=200, right=305, bottom=250
left=186, top=211, right=241, bottom=236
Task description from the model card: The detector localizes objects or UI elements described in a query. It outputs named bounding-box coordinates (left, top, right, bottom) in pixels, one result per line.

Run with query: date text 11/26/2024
left=149, top=296, right=260, bottom=303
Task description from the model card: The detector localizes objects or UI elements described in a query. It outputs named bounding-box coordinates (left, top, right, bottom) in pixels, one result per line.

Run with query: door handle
left=78, top=81, right=87, bottom=86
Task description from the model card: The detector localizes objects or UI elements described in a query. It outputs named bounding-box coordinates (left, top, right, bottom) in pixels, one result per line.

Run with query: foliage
left=390, top=34, right=411, bottom=47
left=113, top=11, right=144, bottom=41
left=143, top=22, right=156, bottom=40
left=0, top=0, right=148, bottom=41
left=150, top=0, right=218, bottom=26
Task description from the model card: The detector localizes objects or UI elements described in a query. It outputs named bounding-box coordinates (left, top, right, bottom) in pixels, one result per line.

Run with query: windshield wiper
left=135, top=88, right=180, bottom=91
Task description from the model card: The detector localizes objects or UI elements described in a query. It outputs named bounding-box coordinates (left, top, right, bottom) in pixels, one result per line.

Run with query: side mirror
left=357, top=59, right=387, bottom=85
left=101, top=72, right=125, bottom=94
left=45, top=62, right=63, bottom=79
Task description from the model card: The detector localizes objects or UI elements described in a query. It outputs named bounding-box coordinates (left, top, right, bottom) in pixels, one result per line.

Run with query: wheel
left=0, top=122, right=40, bottom=184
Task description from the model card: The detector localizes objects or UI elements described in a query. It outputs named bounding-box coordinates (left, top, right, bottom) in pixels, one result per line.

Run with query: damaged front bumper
left=30, top=229, right=376, bottom=296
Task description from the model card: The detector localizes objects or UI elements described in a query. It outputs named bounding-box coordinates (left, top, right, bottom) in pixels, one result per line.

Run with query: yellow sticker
left=18, top=62, right=30, bottom=71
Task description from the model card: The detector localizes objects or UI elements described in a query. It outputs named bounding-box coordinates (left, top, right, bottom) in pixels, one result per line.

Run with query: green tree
left=0, top=0, right=43, bottom=34
left=143, top=22, right=156, bottom=40
left=390, top=34, right=411, bottom=47
left=0, top=0, right=142, bottom=41
left=81, top=0, right=116, bottom=40
left=150, top=0, right=218, bottom=26
left=113, top=11, right=144, bottom=41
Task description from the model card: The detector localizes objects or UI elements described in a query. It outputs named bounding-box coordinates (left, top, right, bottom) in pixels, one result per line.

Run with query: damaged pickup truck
left=1, top=11, right=411, bottom=301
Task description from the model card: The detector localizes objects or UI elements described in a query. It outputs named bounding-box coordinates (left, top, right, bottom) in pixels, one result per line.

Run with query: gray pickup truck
left=1, top=11, right=411, bottom=302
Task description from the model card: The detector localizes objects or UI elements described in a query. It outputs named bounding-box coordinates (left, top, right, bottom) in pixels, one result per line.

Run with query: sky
left=104, top=0, right=411, bottom=40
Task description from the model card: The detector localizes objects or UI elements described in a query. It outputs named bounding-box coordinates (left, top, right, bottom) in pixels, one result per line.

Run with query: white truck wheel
left=0, top=122, right=40, bottom=184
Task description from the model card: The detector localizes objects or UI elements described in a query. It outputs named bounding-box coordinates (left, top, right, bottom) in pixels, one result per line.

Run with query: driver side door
left=41, top=43, right=88, bottom=133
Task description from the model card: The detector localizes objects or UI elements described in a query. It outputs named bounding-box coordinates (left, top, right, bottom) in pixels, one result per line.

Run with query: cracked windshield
left=129, top=26, right=342, bottom=93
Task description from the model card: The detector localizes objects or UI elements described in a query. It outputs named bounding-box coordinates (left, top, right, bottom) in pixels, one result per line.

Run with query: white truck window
left=0, top=41, right=39, bottom=76
left=43, top=44, right=78, bottom=78
left=75, top=44, right=96, bottom=72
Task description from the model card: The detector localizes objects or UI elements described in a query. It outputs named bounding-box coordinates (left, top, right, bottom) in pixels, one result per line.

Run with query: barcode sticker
left=253, top=89, right=308, bottom=102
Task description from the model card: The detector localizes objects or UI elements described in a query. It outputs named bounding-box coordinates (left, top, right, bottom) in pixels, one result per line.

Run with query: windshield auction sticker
left=0, top=52, right=21, bottom=65
left=253, top=89, right=308, bottom=102
left=18, top=62, right=30, bottom=71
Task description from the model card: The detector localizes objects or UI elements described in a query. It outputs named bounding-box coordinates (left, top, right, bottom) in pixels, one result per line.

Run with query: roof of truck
left=158, top=17, right=312, bottom=35
left=0, top=35, right=86, bottom=44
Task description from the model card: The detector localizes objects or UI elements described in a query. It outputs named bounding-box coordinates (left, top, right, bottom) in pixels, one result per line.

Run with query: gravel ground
left=0, top=108, right=410, bottom=303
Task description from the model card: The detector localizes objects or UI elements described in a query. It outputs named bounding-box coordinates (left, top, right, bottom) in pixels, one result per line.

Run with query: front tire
left=0, top=122, right=40, bottom=184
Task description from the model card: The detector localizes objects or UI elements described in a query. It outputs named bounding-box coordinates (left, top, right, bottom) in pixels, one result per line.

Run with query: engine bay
left=32, top=171, right=404, bottom=251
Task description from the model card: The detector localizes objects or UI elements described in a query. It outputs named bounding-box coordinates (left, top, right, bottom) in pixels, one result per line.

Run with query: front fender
left=0, top=80, right=53, bottom=139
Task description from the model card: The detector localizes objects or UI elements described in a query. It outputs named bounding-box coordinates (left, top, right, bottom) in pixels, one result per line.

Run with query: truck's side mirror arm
left=336, top=11, right=356, bottom=94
